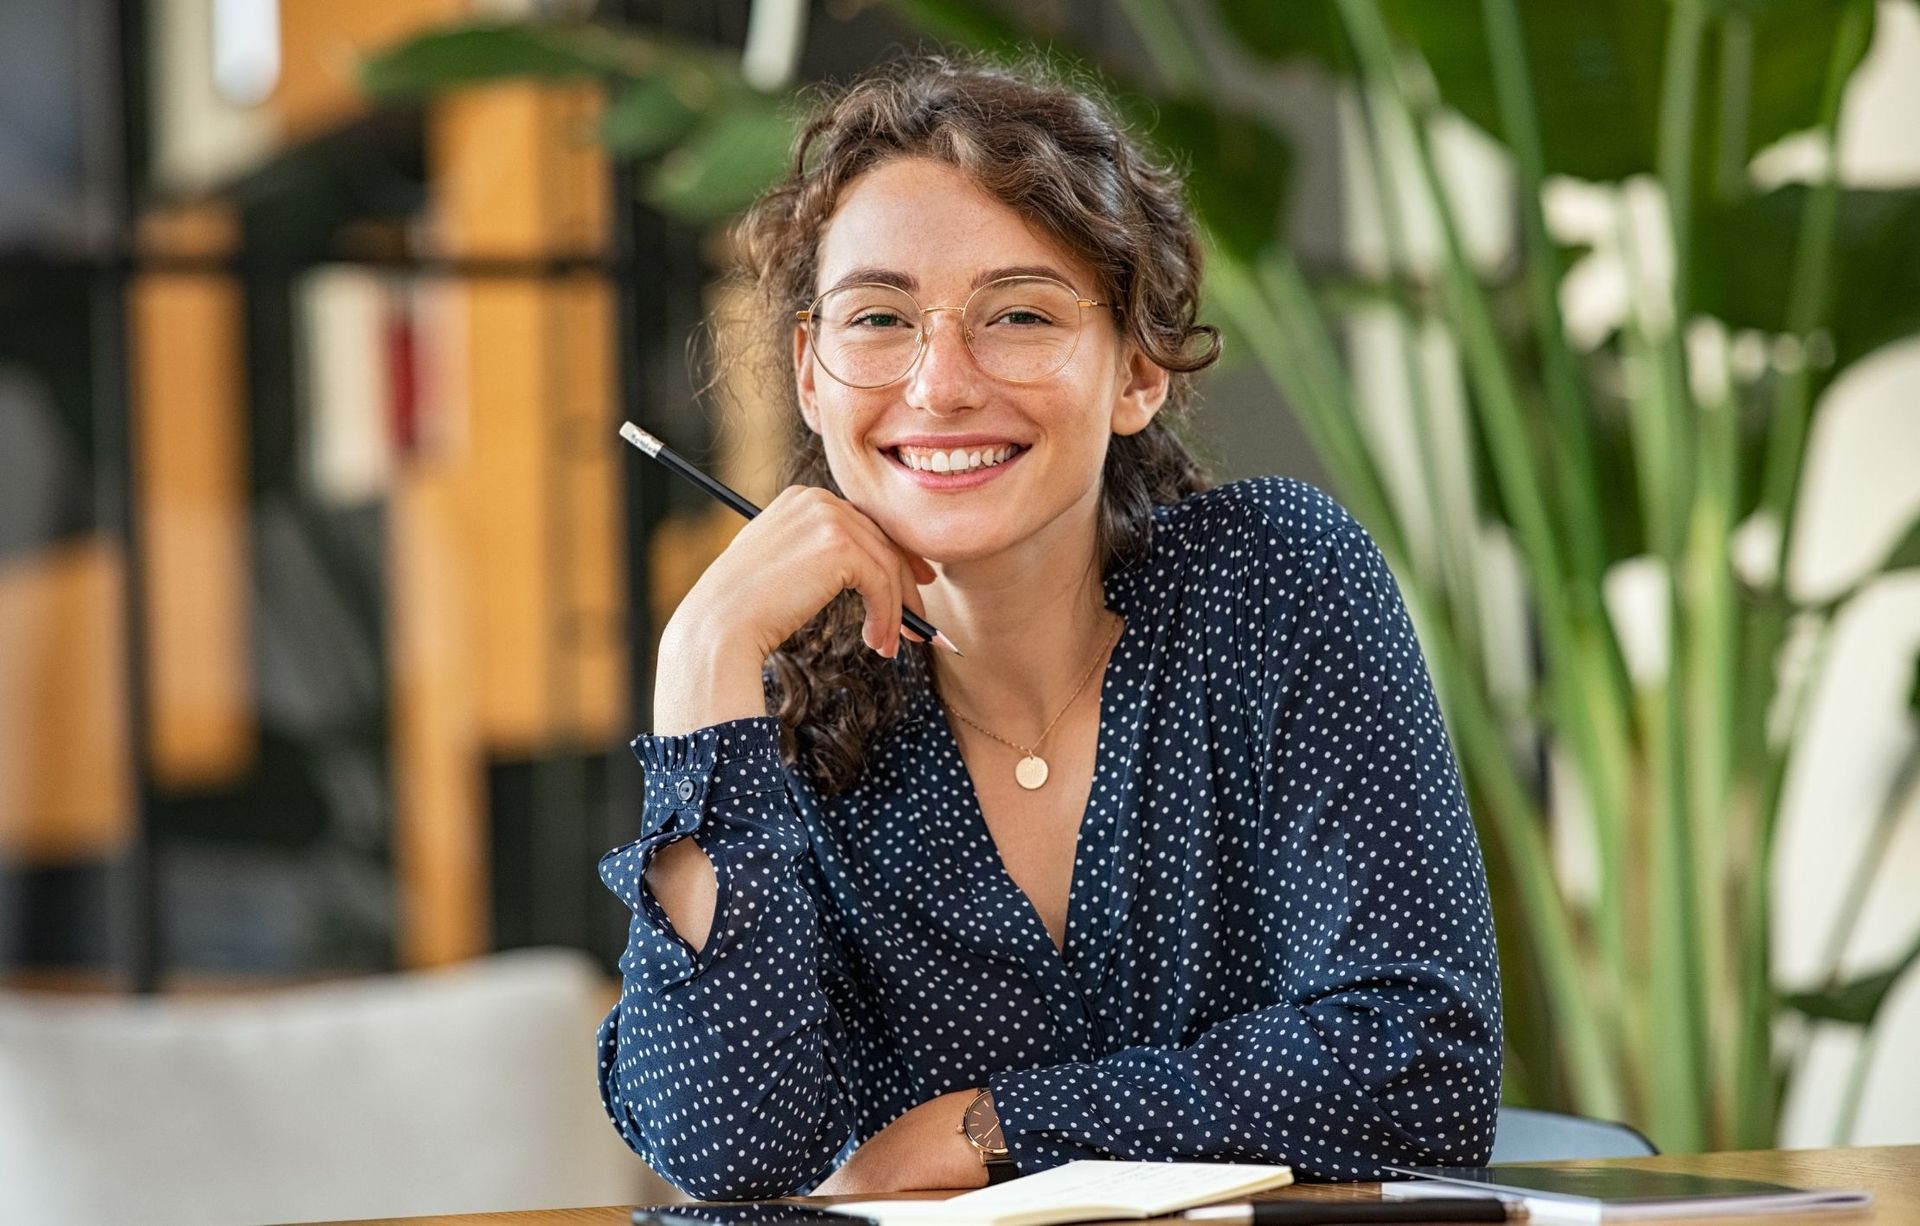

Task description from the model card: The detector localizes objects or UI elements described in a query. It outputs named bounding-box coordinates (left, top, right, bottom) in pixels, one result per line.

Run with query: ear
left=1110, top=338, right=1171, bottom=437
left=794, top=323, right=822, bottom=435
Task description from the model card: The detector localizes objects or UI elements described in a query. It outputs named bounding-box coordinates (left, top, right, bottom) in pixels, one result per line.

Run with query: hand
left=672, top=484, right=936, bottom=664
left=651, top=485, right=936, bottom=736
left=809, top=1088, right=985, bottom=1196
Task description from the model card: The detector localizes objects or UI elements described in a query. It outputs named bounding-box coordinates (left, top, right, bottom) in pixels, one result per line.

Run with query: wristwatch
left=959, top=1087, right=1017, bottom=1185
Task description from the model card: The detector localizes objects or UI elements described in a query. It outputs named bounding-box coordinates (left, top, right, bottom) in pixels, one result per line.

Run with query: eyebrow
left=821, top=264, right=1080, bottom=296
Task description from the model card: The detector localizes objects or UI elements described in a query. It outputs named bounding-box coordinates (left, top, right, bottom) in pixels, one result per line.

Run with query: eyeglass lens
left=808, top=277, right=1087, bottom=387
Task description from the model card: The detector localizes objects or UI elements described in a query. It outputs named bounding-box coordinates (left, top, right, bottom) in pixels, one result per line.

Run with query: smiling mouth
left=884, top=444, right=1031, bottom=475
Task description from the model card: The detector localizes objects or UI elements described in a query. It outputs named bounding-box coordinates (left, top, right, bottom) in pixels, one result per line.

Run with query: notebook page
left=944, top=1161, right=1293, bottom=1215
left=825, top=1160, right=1294, bottom=1226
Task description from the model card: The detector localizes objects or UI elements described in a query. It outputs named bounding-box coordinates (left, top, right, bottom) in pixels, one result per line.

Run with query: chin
left=895, top=527, right=1013, bottom=568
left=912, top=507, right=1033, bottom=561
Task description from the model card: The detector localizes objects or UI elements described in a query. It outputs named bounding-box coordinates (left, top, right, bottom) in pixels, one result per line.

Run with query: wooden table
left=295, top=1145, right=1918, bottom=1226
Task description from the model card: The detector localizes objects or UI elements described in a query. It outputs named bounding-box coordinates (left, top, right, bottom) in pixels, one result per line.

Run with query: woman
left=596, top=57, right=1501, bottom=1200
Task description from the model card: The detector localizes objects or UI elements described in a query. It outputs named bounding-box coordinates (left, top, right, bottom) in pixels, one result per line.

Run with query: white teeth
left=895, top=444, right=1020, bottom=473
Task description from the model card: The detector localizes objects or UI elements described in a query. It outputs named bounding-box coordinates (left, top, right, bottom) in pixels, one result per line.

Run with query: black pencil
left=1182, top=1199, right=1520, bottom=1224
left=619, top=422, right=962, bottom=657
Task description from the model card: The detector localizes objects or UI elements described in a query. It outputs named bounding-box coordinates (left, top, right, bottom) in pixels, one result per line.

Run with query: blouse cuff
left=987, top=1060, right=1226, bottom=1172
left=602, top=715, right=788, bottom=987
left=629, top=716, right=786, bottom=831
left=986, top=1065, right=1112, bottom=1174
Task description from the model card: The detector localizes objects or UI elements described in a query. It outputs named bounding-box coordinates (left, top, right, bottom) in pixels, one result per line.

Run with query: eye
left=991, top=309, right=1054, bottom=327
left=849, top=310, right=910, bottom=329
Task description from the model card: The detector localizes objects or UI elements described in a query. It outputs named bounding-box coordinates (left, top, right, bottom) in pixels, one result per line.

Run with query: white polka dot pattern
left=595, top=477, right=1502, bottom=1199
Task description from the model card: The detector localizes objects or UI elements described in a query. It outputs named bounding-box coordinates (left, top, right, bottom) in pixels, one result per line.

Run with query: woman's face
left=794, top=157, right=1169, bottom=568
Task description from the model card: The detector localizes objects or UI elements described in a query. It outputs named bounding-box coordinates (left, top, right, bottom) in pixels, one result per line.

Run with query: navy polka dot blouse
left=596, top=477, right=1502, bottom=1200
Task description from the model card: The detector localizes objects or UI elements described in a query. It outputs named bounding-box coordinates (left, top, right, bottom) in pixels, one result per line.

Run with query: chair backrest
left=0, top=948, right=676, bottom=1226
left=1491, top=1105, right=1659, bottom=1163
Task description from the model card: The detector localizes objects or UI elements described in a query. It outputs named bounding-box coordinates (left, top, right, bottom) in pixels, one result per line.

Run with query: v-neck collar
left=891, top=518, right=1171, bottom=1013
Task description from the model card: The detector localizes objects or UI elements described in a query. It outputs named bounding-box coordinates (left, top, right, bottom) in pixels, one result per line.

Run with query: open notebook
left=1382, top=1164, right=1874, bottom=1221
left=823, top=1161, right=1294, bottom=1226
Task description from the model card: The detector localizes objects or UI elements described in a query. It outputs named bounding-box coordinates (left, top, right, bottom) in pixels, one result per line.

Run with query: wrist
left=652, top=623, right=771, bottom=736
left=819, top=1088, right=978, bottom=1195
left=659, top=603, right=769, bottom=667
left=663, top=589, right=784, bottom=665
left=914, top=1089, right=993, bottom=1191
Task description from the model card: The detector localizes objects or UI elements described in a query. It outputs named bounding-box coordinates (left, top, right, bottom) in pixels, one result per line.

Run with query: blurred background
left=0, top=1, right=1915, bottom=1223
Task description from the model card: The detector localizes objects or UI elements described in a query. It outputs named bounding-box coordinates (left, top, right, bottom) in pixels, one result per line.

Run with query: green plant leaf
left=1215, top=0, right=1870, bottom=187
left=1693, top=185, right=1920, bottom=381
left=599, top=75, right=706, bottom=158
left=1681, top=0, right=1837, bottom=13
left=1716, top=1, right=1877, bottom=178
left=1214, top=0, right=1348, bottom=64
left=1220, top=0, right=1667, bottom=181
left=359, top=21, right=730, bottom=98
left=881, top=0, right=1064, bottom=58
left=643, top=99, right=799, bottom=225
left=1879, top=514, right=1920, bottom=574
left=358, top=18, right=786, bottom=225
left=1117, top=96, right=1295, bottom=262
left=1782, top=929, right=1920, bottom=1026
left=359, top=24, right=605, bottom=96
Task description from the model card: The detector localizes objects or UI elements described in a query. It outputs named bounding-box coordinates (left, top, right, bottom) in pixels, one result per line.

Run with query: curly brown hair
left=726, top=54, right=1222, bottom=796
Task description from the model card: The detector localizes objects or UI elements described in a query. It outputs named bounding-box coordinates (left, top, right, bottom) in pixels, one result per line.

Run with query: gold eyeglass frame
left=794, top=275, right=1114, bottom=390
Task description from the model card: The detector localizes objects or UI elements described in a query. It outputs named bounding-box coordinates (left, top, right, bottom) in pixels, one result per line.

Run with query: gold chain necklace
left=935, top=613, right=1124, bottom=790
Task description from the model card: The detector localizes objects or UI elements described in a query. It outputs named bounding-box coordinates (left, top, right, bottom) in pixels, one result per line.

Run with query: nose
left=901, top=307, right=981, bottom=417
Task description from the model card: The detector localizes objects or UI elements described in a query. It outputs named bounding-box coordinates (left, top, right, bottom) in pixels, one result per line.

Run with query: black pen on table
left=1180, top=1198, right=1520, bottom=1224
left=619, top=422, right=963, bottom=657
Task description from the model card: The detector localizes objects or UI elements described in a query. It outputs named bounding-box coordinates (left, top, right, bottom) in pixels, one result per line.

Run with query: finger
left=856, top=569, right=903, bottom=657
left=836, top=524, right=905, bottom=658
left=834, top=506, right=927, bottom=654
left=895, top=553, right=930, bottom=624
left=885, top=551, right=934, bottom=654
left=791, top=492, right=893, bottom=656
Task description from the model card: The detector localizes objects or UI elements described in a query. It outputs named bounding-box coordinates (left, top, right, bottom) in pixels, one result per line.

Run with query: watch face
left=965, top=1090, right=1009, bottom=1155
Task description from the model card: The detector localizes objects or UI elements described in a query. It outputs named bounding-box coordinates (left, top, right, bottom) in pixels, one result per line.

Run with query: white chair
left=1491, top=1106, right=1659, bottom=1162
left=0, top=947, right=677, bottom=1225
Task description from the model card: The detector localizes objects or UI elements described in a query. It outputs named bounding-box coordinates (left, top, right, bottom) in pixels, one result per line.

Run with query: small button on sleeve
left=628, top=715, right=785, bottom=835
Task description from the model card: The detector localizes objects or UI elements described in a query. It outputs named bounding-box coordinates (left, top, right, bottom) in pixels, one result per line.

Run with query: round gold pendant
left=1014, top=755, right=1049, bottom=790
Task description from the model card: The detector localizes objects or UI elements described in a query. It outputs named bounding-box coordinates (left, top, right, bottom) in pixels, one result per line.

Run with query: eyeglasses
left=796, top=275, right=1113, bottom=390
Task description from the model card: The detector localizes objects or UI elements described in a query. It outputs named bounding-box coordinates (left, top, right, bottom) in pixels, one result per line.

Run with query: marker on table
left=618, top=422, right=962, bottom=657
left=1180, top=1199, right=1521, bottom=1224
